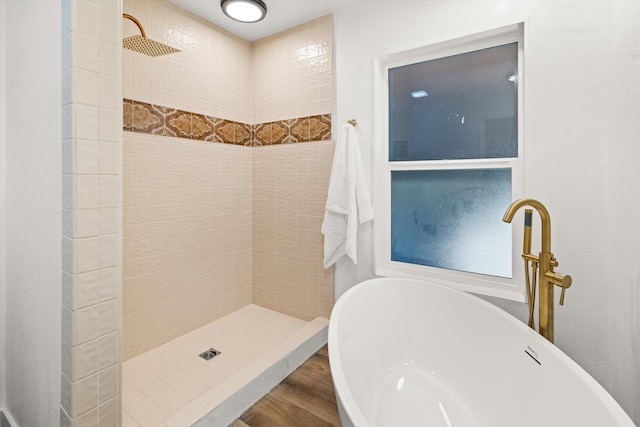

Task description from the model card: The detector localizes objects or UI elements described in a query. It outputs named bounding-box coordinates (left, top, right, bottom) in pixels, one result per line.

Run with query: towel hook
left=347, top=119, right=357, bottom=127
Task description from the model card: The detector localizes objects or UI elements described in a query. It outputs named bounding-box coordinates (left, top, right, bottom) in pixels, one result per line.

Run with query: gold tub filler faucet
left=503, top=198, right=572, bottom=344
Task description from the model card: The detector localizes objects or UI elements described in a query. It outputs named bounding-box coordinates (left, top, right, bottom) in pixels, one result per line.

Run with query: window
left=373, top=24, right=525, bottom=301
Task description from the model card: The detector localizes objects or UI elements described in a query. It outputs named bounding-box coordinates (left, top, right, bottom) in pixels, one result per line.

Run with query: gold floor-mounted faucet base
left=503, top=198, right=572, bottom=344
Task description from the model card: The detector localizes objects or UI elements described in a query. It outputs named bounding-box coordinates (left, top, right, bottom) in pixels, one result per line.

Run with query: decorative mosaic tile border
left=123, top=99, right=331, bottom=146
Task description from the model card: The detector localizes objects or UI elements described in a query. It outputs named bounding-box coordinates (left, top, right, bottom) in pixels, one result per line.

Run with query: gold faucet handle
left=545, top=271, right=572, bottom=288
left=544, top=271, right=572, bottom=306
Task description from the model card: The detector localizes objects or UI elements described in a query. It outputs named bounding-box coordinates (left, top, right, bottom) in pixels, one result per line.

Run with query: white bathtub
left=328, top=278, right=635, bottom=427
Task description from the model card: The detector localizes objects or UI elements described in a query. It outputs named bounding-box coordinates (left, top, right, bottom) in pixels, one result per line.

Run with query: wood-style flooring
left=230, top=345, right=342, bottom=427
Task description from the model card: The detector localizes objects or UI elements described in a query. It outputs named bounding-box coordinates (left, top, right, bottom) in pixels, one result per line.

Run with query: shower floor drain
left=199, top=348, right=221, bottom=361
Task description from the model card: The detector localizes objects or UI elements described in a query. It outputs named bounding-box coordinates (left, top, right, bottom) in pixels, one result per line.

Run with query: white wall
left=0, top=0, right=7, bottom=414
left=606, top=1, right=640, bottom=418
left=3, top=0, right=62, bottom=425
left=334, top=0, right=640, bottom=423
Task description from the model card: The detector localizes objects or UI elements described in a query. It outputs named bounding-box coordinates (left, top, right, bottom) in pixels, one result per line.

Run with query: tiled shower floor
left=122, top=304, right=328, bottom=427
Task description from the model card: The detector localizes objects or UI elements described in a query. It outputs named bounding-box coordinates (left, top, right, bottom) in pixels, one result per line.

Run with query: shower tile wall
left=251, top=15, right=334, bottom=319
left=252, top=15, right=333, bottom=124
left=60, top=0, right=123, bottom=425
left=123, top=0, right=334, bottom=359
left=123, top=0, right=254, bottom=359
left=123, top=0, right=253, bottom=124
left=122, top=134, right=252, bottom=359
left=252, top=143, right=334, bottom=320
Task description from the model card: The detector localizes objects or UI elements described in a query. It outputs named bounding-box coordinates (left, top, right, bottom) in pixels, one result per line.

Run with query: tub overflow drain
left=199, top=348, right=221, bottom=361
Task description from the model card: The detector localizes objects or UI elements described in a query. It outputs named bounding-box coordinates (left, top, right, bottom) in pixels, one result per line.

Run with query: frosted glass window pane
left=389, top=43, right=518, bottom=161
left=391, top=169, right=512, bottom=278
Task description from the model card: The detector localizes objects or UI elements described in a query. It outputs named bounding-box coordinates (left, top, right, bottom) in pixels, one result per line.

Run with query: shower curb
left=192, top=317, right=329, bottom=427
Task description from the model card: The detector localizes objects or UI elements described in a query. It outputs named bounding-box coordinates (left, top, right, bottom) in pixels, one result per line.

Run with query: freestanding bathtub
left=328, top=277, right=635, bottom=427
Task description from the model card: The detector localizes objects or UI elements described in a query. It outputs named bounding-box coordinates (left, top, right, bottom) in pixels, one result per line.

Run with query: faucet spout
left=502, top=198, right=551, bottom=253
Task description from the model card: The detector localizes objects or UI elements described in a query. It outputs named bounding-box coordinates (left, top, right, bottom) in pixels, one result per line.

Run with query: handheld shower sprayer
left=523, top=209, right=532, bottom=255
left=523, top=209, right=537, bottom=329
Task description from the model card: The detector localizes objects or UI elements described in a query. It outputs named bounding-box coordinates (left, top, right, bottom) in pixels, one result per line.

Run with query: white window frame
left=373, top=23, right=526, bottom=302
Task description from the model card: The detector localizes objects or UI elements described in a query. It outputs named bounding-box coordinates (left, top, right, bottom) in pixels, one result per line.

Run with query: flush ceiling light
left=221, top=0, right=267, bottom=23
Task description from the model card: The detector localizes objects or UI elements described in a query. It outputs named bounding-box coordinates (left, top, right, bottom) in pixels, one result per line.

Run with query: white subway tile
left=62, top=138, right=74, bottom=174
left=76, top=236, right=100, bottom=273
left=133, top=81, right=153, bottom=102
left=99, top=234, right=119, bottom=269
left=62, top=237, right=76, bottom=274
left=99, top=74, right=118, bottom=110
left=61, top=372, right=73, bottom=416
left=74, top=69, right=100, bottom=107
left=98, top=0, right=119, bottom=13
left=72, top=0, right=98, bottom=38
left=74, top=405, right=98, bottom=427
left=99, top=207, right=119, bottom=235
left=99, top=142, right=119, bottom=174
left=76, top=175, right=100, bottom=209
left=99, top=266, right=119, bottom=302
left=61, top=69, right=74, bottom=105
left=99, top=40, right=119, bottom=77
left=72, top=339, right=100, bottom=382
left=98, top=7, right=119, bottom=43
left=97, top=396, right=119, bottom=427
left=61, top=338, right=73, bottom=381
left=98, top=364, right=118, bottom=403
left=75, top=304, right=100, bottom=345
left=76, top=208, right=101, bottom=238
left=75, top=104, right=100, bottom=141
left=98, top=299, right=119, bottom=335
left=99, top=175, right=119, bottom=208
left=62, top=31, right=73, bottom=73
left=73, top=371, right=99, bottom=417
left=62, top=102, right=74, bottom=140
left=99, top=107, right=120, bottom=143
left=62, top=271, right=74, bottom=309
left=76, top=270, right=100, bottom=309
left=132, top=206, right=152, bottom=224
left=62, top=208, right=75, bottom=238
left=123, top=261, right=134, bottom=281
left=122, top=143, right=133, bottom=165
left=62, top=174, right=75, bottom=209
left=123, top=76, right=134, bottom=101
left=76, top=140, right=100, bottom=174
left=98, top=332, right=119, bottom=369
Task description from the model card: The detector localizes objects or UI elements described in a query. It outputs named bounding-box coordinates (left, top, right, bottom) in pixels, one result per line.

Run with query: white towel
left=321, top=124, right=374, bottom=268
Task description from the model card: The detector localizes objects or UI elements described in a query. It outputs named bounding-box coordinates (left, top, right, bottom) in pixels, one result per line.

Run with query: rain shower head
left=122, top=14, right=181, bottom=57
